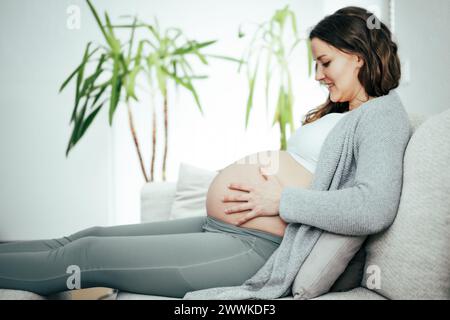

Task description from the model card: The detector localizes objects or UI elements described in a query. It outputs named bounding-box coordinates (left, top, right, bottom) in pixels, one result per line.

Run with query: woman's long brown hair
left=303, top=6, right=401, bottom=125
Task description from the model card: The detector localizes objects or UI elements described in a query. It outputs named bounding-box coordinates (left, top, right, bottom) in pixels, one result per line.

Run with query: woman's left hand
left=222, top=166, right=284, bottom=226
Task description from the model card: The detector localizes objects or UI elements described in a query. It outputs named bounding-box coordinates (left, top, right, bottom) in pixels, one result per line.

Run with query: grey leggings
left=0, top=216, right=281, bottom=298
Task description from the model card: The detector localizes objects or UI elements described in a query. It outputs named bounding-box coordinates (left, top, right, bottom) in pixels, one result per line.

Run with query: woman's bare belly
left=206, top=150, right=314, bottom=238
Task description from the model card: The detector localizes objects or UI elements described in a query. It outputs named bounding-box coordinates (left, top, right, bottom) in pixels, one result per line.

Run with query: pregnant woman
left=0, top=7, right=411, bottom=299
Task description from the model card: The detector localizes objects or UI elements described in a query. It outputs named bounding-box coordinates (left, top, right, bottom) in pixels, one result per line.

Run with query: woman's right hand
left=222, top=166, right=284, bottom=226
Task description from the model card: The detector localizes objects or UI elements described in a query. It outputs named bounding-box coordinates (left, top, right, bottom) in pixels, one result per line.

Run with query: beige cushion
left=169, top=163, right=218, bottom=220
left=362, top=109, right=450, bottom=299
left=292, top=233, right=366, bottom=299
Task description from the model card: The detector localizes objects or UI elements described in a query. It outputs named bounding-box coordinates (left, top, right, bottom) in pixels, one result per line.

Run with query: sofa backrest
left=362, top=109, right=450, bottom=299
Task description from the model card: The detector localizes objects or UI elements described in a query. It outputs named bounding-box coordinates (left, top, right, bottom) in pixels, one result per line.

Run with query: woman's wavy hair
left=303, top=6, right=401, bottom=125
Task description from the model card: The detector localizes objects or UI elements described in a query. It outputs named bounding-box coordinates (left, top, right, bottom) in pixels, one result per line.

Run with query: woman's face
left=311, top=37, right=366, bottom=107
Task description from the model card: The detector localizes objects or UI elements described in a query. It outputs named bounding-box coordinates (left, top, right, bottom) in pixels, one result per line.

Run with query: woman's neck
left=349, top=90, right=374, bottom=111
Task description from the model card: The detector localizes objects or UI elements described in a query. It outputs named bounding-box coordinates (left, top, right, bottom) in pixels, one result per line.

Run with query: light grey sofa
left=1, top=109, right=449, bottom=300
left=116, top=109, right=450, bottom=300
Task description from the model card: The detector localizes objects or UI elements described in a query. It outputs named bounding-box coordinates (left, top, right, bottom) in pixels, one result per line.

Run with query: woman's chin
left=329, top=92, right=341, bottom=103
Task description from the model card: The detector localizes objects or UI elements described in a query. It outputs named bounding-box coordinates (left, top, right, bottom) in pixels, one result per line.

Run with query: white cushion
left=141, top=182, right=177, bottom=222
left=169, top=163, right=218, bottom=220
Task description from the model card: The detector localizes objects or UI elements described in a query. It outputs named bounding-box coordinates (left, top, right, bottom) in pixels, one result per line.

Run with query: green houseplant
left=239, top=5, right=313, bottom=150
left=60, top=0, right=233, bottom=182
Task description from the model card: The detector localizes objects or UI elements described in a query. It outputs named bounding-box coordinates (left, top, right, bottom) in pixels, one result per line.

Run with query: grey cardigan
left=183, top=89, right=412, bottom=300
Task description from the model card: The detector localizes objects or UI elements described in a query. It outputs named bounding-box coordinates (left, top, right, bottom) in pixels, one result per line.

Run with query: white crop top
left=286, top=112, right=349, bottom=174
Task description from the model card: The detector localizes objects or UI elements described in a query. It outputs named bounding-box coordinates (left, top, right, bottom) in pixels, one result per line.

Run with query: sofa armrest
left=140, top=182, right=177, bottom=223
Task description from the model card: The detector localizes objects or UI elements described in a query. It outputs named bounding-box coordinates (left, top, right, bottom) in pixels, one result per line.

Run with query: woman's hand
left=222, top=166, right=284, bottom=226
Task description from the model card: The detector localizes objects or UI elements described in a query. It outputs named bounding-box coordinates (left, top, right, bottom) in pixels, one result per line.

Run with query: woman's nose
left=315, top=65, right=325, bottom=81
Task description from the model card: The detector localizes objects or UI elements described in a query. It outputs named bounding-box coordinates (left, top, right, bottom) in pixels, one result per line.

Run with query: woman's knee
left=65, top=236, right=103, bottom=267
left=68, top=226, right=104, bottom=240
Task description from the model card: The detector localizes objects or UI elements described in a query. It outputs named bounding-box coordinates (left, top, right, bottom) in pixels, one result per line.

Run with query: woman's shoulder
left=356, top=90, right=412, bottom=141
left=359, top=90, right=405, bottom=117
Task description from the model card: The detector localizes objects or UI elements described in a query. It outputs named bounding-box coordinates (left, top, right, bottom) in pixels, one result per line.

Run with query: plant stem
left=150, top=104, right=156, bottom=182
left=162, top=89, right=168, bottom=181
left=127, top=101, right=149, bottom=182
left=279, top=120, right=287, bottom=150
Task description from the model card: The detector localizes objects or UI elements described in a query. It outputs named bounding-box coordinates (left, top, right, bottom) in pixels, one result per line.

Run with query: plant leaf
left=78, top=103, right=104, bottom=141
left=86, top=0, right=112, bottom=47
left=66, top=96, right=89, bottom=156
left=70, top=42, right=93, bottom=124
left=203, top=54, right=244, bottom=64
left=147, top=24, right=161, bottom=42
left=171, top=40, right=217, bottom=56
left=245, top=58, right=260, bottom=129
left=272, top=89, right=281, bottom=127
left=79, top=64, right=104, bottom=98
left=265, top=49, right=273, bottom=115
left=104, top=12, right=121, bottom=53
left=306, top=38, right=313, bottom=77
left=287, top=74, right=295, bottom=132
left=125, top=40, right=144, bottom=101
left=126, top=66, right=140, bottom=101
left=108, top=57, right=121, bottom=125
left=59, top=46, right=100, bottom=93
left=161, top=65, right=203, bottom=115
left=289, top=10, right=298, bottom=37
left=91, top=82, right=108, bottom=107
left=127, top=17, right=138, bottom=63
left=155, top=64, right=167, bottom=96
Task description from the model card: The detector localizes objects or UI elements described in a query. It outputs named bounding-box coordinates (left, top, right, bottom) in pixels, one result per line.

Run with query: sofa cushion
left=330, top=241, right=367, bottom=292
left=362, top=109, right=450, bottom=299
left=141, top=181, right=177, bottom=222
left=169, top=163, right=218, bottom=220
left=292, top=233, right=366, bottom=299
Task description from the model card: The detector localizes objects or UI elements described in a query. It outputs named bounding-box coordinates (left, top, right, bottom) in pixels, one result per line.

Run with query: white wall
left=0, top=0, right=113, bottom=240
left=394, top=0, right=450, bottom=115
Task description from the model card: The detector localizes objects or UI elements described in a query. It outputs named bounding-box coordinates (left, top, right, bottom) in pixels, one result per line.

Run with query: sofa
left=116, top=109, right=450, bottom=300
left=1, top=109, right=449, bottom=300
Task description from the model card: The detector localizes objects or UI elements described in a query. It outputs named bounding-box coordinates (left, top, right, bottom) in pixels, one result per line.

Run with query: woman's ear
left=355, top=55, right=364, bottom=68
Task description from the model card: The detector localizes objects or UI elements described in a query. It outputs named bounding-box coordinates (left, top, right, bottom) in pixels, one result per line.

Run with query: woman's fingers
left=222, top=193, right=251, bottom=202
left=227, top=183, right=253, bottom=192
left=224, top=202, right=253, bottom=214
left=236, top=211, right=259, bottom=226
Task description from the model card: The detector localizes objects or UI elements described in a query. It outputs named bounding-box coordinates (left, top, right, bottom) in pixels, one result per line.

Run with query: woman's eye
left=314, top=61, right=331, bottom=70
